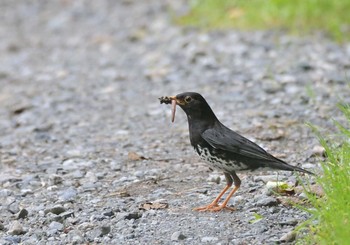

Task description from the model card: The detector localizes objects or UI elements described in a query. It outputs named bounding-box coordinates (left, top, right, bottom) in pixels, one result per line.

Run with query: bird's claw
left=193, top=203, right=236, bottom=212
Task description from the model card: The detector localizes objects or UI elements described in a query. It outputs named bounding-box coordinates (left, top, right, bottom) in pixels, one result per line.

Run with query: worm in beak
left=171, top=98, right=176, bottom=123
left=159, top=95, right=177, bottom=123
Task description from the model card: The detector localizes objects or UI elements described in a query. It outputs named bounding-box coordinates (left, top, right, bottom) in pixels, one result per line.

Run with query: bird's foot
left=193, top=203, right=236, bottom=212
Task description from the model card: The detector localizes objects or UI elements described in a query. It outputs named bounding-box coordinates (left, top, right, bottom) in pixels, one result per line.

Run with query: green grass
left=176, top=0, right=350, bottom=42
left=300, top=104, right=350, bottom=244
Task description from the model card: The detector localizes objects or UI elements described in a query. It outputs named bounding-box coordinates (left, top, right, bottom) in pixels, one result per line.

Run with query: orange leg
left=193, top=172, right=241, bottom=212
left=193, top=184, right=231, bottom=211
left=207, top=185, right=240, bottom=211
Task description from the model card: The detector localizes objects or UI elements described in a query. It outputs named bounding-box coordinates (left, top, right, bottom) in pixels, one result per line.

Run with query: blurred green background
left=177, top=0, right=350, bottom=42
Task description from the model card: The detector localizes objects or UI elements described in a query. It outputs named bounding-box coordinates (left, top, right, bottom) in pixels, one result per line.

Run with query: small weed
left=300, top=103, right=350, bottom=244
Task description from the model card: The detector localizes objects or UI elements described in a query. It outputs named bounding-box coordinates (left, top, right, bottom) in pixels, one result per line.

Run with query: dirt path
left=1, top=0, right=349, bottom=244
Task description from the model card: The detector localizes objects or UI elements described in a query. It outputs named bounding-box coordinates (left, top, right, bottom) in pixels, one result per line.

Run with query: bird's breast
left=194, top=144, right=249, bottom=172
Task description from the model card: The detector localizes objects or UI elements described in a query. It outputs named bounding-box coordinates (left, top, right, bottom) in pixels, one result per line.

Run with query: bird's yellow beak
left=169, top=96, right=185, bottom=106
left=159, top=95, right=185, bottom=123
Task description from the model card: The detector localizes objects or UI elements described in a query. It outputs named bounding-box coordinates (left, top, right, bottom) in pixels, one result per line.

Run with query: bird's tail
left=289, top=164, right=315, bottom=175
left=268, top=156, right=315, bottom=175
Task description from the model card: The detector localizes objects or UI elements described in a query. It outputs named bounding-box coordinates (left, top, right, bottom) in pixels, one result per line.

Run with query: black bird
left=159, top=92, right=313, bottom=212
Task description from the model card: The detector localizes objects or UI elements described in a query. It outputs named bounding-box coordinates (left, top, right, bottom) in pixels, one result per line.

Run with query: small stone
left=103, top=210, right=114, bottom=217
left=90, top=214, right=105, bottom=222
left=3, top=236, right=21, bottom=244
left=16, top=208, right=29, bottom=219
left=264, top=181, right=289, bottom=195
left=77, top=222, right=95, bottom=231
left=134, top=170, right=144, bottom=178
left=128, top=152, right=146, bottom=161
left=262, top=80, right=283, bottom=94
left=301, top=163, right=315, bottom=170
left=279, top=219, right=298, bottom=226
left=280, top=230, right=296, bottom=242
left=254, top=175, right=282, bottom=183
left=0, top=222, right=4, bottom=230
left=8, top=221, right=26, bottom=235
left=100, top=226, right=111, bottom=236
left=45, top=205, right=66, bottom=215
left=47, top=185, right=59, bottom=191
left=49, top=174, right=63, bottom=186
left=201, top=236, right=219, bottom=243
left=298, top=62, right=314, bottom=71
left=48, top=221, right=64, bottom=232
left=311, top=145, right=325, bottom=157
left=308, top=185, right=324, bottom=197
left=69, top=233, right=84, bottom=244
left=59, top=211, right=75, bottom=219
left=256, top=196, right=278, bottom=207
left=299, top=185, right=324, bottom=200
left=70, top=170, right=85, bottom=179
left=0, top=189, right=12, bottom=197
left=110, top=161, right=122, bottom=171
left=20, top=189, right=34, bottom=196
left=59, top=187, right=77, bottom=201
left=66, top=150, right=83, bottom=157
left=124, top=212, right=142, bottom=220
left=233, top=195, right=244, bottom=204
left=284, top=84, right=300, bottom=94
left=171, top=231, right=186, bottom=241
left=207, top=174, right=221, bottom=184
left=139, top=200, right=169, bottom=210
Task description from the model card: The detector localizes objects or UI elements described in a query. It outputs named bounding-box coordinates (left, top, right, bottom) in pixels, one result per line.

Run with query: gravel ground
left=1, top=0, right=350, bottom=244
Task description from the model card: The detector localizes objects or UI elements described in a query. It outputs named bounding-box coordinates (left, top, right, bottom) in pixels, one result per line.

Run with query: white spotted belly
left=195, top=145, right=249, bottom=172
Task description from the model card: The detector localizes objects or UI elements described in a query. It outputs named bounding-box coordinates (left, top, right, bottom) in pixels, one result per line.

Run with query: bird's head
left=160, top=92, right=217, bottom=124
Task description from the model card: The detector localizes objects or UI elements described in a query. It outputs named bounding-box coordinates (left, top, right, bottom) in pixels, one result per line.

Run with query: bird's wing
left=201, top=126, right=275, bottom=161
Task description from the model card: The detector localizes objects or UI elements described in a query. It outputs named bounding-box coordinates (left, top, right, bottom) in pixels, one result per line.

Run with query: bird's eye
left=184, top=96, right=192, bottom=103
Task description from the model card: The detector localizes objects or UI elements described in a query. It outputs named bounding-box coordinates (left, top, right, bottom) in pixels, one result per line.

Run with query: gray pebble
left=134, top=170, right=144, bottom=178
left=100, top=225, right=111, bottom=236
left=110, top=161, right=122, bottom=171
left=49, top=174, right=63, bottom=185
left=3, top=236, right=22, bottom=244
left=7, top=221, right=26, bottom=235
left=256, top=196, right=279, bottom=207
left=280, top=230, right=296, bottom=242
left=68, top=231, right=85, bottom=244
left=15, top=208, right=28, bottom=219
left=299, top=192, right=309, bottom=200
left=201, top=236, right=219, bottom=243
left=48, top=221, right=64, bottom=234
left=124, top=212, right=142, bottom=220
left=171, top=231, right=187, bottom=241
left=103, top=210, right=114, bottom=217
left=70, top=170, right=85, bottom=179
left=262, top=80, right=283, bottom=93
left=45, top=205, right=66, bottom=215
left=20, top=189, right=34, bottom=196
left=0, top=189, right=12, bottom=197
left=279, top=219, right=298, bottom=226
left=59, top=187, right=77, bottom=201
left=49, top=221, right=64, bottom=231
left=301, top=163, right=315, bottom=170
left=311, top=145, right=325, bottom=157
left=60, top=211, right=75, bottom=219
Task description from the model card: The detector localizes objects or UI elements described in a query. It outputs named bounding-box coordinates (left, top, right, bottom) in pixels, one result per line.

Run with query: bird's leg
left=193, top=184, right=231, bottom=211
left=193, top=173, right=233, bottom=211
left=194, top=172, right=241, bottom=212
left=212, top=172, right=241, bottom=211
left=214, top=185, right=239, bottom=211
